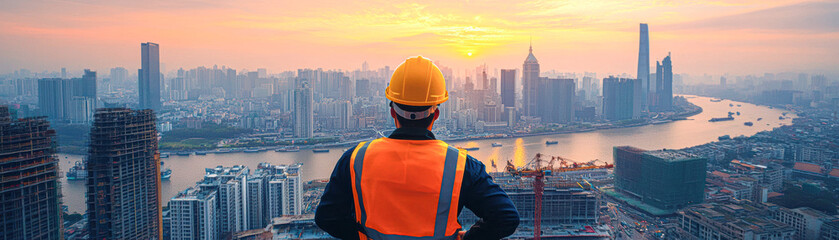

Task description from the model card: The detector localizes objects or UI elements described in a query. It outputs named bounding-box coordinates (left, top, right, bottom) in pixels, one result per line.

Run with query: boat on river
left=744, top=122, right=753, bottom=126
left=313, top=149, right=330, bottom=153
left=66, top=161, right=87, bottom=180
left=491, top=143, right=503, bottom=147
left=276, top=146, right=300, bottom=152
left=709, top=117, right=735, bottom=122
left=546, top=140, right=559, bottom=145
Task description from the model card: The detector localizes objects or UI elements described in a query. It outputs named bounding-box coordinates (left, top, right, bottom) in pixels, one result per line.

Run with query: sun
left=467, top=52, right=473, bottom=56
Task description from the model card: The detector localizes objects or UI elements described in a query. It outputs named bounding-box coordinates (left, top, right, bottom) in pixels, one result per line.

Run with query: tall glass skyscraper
left=637, top=23, right=650, bottom=114
left=139, top=42, right=161, bottom=111
left=653, top=53, right=673, bottom=112
left=87, top=108, right=162, bottom=239
left=522, top=43, right=540, bottom=117
left=0, top=106, right=63, bottom=240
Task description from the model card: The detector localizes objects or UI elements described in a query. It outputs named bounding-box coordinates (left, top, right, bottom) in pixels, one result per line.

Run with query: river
left=57, top=95, right=794, bottom=213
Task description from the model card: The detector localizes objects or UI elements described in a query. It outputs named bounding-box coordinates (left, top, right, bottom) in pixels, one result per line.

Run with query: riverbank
left=157, top=96, right=704, bottom=154
left=59, top=95, right=704, bottom=155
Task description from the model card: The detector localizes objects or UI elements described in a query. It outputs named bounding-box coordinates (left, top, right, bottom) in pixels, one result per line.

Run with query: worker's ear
left=390, top=108, right=401, bottom=128
left=427, top=109, right=440, bottom=131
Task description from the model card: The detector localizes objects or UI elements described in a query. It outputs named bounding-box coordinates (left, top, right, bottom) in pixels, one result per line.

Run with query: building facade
left=652, top=53, right=673, bottom=112
left=637, top=23, right=650, bottom=113
left=293, top=78, right=313, bottom=138
left=0, top=106, right=63, bottom=240
left=169, top=188, right=218, bottom=240
left=86, top=108, right=162, bottom=239
left=140, top=42, right=161, bottom=110
left=614, top=146, right=706, bottom=211
left=539, top=78, right=575, bottom=124
left=522, top=44, right=540, bottom=117
left=500, top=69, right=516, bottom=109
left=602, top=77, right=637, bottom=121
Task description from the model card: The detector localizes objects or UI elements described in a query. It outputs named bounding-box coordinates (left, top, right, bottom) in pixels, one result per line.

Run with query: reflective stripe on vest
left=350, top=138, right=466, bottom=240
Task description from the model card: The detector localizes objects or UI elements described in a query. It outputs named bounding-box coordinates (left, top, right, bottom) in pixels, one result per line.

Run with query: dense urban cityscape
left=2, top=1, right=839, bottom=240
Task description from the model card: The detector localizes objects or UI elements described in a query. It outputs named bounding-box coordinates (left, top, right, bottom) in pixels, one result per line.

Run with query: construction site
left=461, top=153, right=615, bottom=240
left=85, top=108, right=162, bottom=239
left=0, top=106, right=63, bottom=240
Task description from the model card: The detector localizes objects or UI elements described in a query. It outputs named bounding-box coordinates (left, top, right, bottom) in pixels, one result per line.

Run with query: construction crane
left=506, top=153, right=615, bottom=240
left=506, top=153, right=552, bottom=240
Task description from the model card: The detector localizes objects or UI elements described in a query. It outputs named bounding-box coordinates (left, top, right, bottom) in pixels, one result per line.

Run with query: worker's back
left=350, top=137, right=465, bottom=239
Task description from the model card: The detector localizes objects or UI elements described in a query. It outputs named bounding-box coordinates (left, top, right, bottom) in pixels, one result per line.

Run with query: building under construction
left=460, top=172, right=600, bottom=229
left=0, top=105, right=63, bottom=240
left=86, top=108, right=162, bottom=239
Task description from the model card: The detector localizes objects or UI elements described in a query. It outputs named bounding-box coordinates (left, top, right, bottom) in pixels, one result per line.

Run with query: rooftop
left=645, top=149, right=701, bottom=162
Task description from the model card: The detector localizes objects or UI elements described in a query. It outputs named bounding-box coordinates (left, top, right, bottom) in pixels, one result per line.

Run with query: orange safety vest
left=350, top=138, right=467, bottom=240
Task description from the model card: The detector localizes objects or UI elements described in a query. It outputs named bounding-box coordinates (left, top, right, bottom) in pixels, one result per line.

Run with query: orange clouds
left=0, top=0, right=836, bottom=76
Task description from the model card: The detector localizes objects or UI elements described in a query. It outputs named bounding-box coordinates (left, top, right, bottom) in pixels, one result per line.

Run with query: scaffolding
left=0, top=105, right=63, bottom=240
left=86, top=108, right=162, bottom=240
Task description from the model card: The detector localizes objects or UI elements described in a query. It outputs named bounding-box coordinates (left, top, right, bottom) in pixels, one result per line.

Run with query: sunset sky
left=1, top=0, right=837, bottom=77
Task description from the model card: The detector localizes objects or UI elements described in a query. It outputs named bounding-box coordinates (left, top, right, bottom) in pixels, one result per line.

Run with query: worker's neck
left=389, top=127, right=436, bottom=140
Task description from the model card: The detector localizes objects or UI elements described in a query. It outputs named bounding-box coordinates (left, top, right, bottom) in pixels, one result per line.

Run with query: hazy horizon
left=1, top=0, right=838, bottom=77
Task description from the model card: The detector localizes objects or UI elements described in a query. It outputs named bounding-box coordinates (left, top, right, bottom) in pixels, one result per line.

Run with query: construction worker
left=315, top=56, right=520, bottom=240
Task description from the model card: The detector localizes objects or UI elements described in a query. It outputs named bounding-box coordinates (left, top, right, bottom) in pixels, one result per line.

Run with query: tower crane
left=505, top=153, right=615, bottom=240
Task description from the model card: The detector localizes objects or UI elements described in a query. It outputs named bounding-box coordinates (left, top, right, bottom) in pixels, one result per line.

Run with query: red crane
left=506, top=154, right=613, bottom=240
left=506, top=153, right=552, bottom=240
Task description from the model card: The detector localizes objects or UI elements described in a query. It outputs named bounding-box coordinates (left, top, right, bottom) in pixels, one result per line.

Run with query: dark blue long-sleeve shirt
left=315, top=127, right=520, bottom=240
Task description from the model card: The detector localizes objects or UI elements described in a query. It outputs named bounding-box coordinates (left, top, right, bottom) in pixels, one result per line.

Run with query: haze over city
left=1, top=0, right=838, bottom=76
left=1, top=1, right=839, bottom=240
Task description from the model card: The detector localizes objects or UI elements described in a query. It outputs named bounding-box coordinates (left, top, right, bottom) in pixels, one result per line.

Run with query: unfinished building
left=86, top=108, right=161, bottom=239
left=0, top=105, right=63, bottom=240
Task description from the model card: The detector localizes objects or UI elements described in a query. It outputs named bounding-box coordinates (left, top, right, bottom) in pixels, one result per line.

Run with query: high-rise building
left=602, top=77, right=637, bottom=121
left=614, top=146, right=706, bottom=211
left=637, top=23, right=650, bottom=113
left=110, top=67, right=129, bottom=84
left=0, top=106, right=64, bottom=240
left=197, top=165, right=249, bottom=235
left=539, top=78, right=575, bottom=123
left=355, top=79, right=370, bottom=97
left=139, top=42, right=161, bottom=110
left=652, top=53, right=673, bottom=112
left=37, top=78, right=73, bottom=120
left=38, top=75, right=94, bottom=123
left=79, top=69, right=97, bottom=100
left=293, top=78, right=313, bottom=138
left=246, top=174, right=266, bottom=229
left=522, top=43, right=540, bottom=117
left=500, top=69, right=516, bottom=109
left=87, top=108, right=161, bottom=239
left=169, top=188, right=218, bottom=240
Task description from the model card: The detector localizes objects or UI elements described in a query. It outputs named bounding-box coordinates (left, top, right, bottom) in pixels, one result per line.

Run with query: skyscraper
left=602, top=77, right=637, bottom=121
left=87, top=108, right=162, bottom=239
left=653, top=53, right=673, bottom=112
left=500, top=69, right=516, bottom=109
left=637, top=23, right=650, bottom=113
left=293, top=78, right=313, bottom=138
left=0, top=106, right=63, bottom=240
left=522, top=42, right=540, bottom=117
left=139, top=42, right=161, bottom=111
left=539, top=78, right=575, bottom=123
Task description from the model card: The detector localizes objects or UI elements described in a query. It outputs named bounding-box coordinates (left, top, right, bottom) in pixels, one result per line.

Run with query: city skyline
left=1, top=1, right=838, bottom=76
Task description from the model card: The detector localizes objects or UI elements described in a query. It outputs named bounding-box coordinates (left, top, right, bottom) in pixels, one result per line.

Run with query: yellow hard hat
left=386, top=56, right=448, bottom=106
